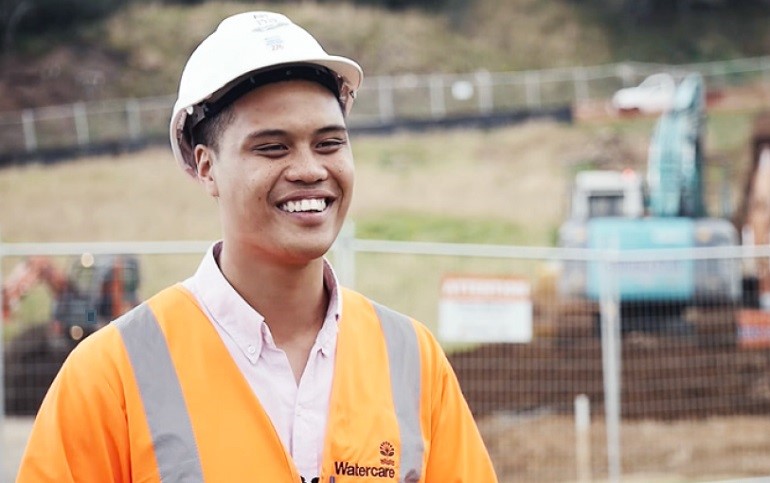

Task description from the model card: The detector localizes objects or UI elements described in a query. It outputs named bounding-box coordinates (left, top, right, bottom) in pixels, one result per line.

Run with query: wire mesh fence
left=3, top=56, right=770, bottom=163
left=2, top=237, right=770, bottom=482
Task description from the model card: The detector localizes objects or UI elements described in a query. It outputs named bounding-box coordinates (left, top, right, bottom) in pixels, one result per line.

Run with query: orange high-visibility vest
left=18, top=285, right=497, bottom=482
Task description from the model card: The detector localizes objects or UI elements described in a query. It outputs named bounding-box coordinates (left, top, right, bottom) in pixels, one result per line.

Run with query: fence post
left=476, top=71, right=493, bottom=114
left=763, top=58, right=770, bottom=95
left=126, top=99, right=141, bottom=141
left=73, top=102, right=90, bottom=146
left=21, top=109, right=37, bottom=153
left=574, top=394, right=592, bottom=483
left=429, top=74, right=446, bottom=119
left=334, top=221, right=356, bottom=289
left=616, top=63, right=636, bottom=88
left=573, top=67, right=589, bottom=104
left=525, top=71, right=541, bottom=109
left=378, top=76, right=395, bottom=124
left=599, top=249, right=622, bottom=483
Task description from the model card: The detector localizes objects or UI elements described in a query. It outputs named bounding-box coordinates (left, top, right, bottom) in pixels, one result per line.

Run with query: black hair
left=190, top=104, right=235, bottom=153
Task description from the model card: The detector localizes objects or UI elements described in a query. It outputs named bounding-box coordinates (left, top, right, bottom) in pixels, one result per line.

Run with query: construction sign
left=438, top=275, right=532, bottom=343
left=737, top=309, right=770, bottom=349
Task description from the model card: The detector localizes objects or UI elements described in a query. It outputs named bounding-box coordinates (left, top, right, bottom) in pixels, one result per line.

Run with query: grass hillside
left=0, top=109, right=757, bottom=246
left=4, top=0, right=770, bottom=110
left=0, top=122, right=591, bottom=245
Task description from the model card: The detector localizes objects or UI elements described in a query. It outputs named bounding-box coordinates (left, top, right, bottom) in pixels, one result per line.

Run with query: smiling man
left=17, top=11, right=498, bottom=483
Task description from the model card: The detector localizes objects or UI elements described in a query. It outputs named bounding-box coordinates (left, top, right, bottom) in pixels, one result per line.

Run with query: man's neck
left=216, top=241, right=329, bottom=344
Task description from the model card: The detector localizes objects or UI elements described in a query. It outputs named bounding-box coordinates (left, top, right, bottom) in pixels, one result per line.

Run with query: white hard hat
left=170, top=11, right=364, bottom=177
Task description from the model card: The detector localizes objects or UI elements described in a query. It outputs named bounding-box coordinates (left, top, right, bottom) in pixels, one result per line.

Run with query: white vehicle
left=611, top=73, right=676, bottom=114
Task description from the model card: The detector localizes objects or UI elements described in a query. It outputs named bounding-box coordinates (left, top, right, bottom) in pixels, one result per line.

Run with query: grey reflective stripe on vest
left=372, top=302, right=425, bottom=483
left=115, top=304, right=204, bottom=482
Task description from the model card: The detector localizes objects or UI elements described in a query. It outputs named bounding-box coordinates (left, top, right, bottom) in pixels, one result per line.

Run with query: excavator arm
left=734, top=111, right=770, bottom=309
left=646, top=72, right=707, bottom=219
left=2, top=257, right=70, bottom=322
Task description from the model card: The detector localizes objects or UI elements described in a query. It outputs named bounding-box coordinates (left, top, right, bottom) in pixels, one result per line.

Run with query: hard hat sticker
left=265, top=36, right=284, bottom=51
left=249, top=12, right=290, bottom=32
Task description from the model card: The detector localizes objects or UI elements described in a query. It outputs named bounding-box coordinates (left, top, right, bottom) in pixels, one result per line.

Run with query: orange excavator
left=2, top=254, right=140, bottom=414
left=730, top=111, right=770, bottom=349
left=3, top=257, right=70, bottom=324
left=735, top=112, right=770, bottom=310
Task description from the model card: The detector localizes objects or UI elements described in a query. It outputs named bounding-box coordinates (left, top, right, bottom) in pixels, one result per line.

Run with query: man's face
left=195, top=80, right=354, bottom=266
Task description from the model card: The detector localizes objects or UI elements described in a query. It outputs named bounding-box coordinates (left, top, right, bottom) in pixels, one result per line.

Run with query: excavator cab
left=52, top=254, right=141, bottom=342
left=557, top=73, right=741, bottom=337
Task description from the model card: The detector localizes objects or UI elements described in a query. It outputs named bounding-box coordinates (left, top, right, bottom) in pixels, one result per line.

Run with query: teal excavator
left=558, top=72, right=741, bottom=334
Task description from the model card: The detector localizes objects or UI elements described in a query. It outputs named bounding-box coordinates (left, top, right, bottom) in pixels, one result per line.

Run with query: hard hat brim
left=170, top=55, right=363, bottom=178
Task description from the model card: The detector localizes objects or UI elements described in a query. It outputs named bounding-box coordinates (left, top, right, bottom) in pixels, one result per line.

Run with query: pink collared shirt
left=182, top=242, right=340, bottom=480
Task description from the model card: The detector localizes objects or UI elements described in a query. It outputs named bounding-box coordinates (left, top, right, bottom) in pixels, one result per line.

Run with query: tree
left=1, top=0, right=35, bottom=60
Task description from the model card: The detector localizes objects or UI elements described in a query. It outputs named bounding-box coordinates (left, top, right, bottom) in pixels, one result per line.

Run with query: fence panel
left=0, top=113, right=27, bottom=152
left=133, top=96, right=177, bottom=142
left=3, top=239, right=770, bottom=482
left=4, top=56, right=770, bottom=161
left=31, top=106, right=80, bottom=150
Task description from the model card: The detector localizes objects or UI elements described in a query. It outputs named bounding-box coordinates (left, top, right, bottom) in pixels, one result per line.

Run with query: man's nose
left=286, top=149, right=328, bottom=183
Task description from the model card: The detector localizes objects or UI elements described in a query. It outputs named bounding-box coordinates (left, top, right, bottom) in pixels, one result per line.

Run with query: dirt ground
left=3, top=307, right=770, bottom=481
left=449, top=309, right=770, bottom=482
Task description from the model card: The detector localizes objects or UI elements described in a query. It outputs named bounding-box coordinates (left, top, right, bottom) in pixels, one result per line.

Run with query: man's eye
left=318, top=138, right=347, bottom=150
left=254, top=144, right=286, bottom=154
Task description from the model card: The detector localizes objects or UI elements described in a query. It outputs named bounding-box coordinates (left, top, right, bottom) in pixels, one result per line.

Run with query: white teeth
left=280, top=198, right=327, bottom=213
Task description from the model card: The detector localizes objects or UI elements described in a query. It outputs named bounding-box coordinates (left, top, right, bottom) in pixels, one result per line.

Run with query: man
left=17, top=11, right=498, bottom=482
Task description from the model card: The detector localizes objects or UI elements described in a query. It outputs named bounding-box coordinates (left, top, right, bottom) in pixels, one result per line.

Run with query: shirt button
left=247, top=345, right=256, bottom=355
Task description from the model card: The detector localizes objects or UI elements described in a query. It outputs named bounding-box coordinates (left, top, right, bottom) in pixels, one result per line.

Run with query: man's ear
left=194, top=145, right=219, bottom=197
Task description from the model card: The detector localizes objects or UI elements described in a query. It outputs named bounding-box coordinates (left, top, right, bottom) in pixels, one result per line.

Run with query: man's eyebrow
left=244, top=129, right=287, bottom=140
left=316, top=124, right=348, bottom=135
left=244, top=124, right=348, bottom=141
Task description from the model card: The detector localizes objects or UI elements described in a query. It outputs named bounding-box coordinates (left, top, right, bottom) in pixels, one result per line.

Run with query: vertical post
left=475, top=71, right=493, bottom=115
left=617, top=62, right=636, bottom=88
left=525, top=71, right=541, bottom=109
left=126, top=99, right=141, bottom=142
left=21, top=109, right=37, bottom=152
left=334, top=221, right=356, bottom=289
left=763, top=59, right=770, bottom=96
left=574, top=67, right=589, bottom=104
left=429, top=74, right=446, bottom=119
left=574, top=394, right=592, bottom=483
left=720, top=163, right=732, bottom=218
left=73, top=102, right=90, bottom=146
left=599, top=251, right=622, bottom=483
left=378, top=76, right=395, bottom=124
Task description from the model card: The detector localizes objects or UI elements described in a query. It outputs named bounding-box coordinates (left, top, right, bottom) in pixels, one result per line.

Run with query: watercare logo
left=379, top=441, right=395, bottom=466
left=333, top=462, right=395, bottom=478
left=333, top=441, right=396, bottom=479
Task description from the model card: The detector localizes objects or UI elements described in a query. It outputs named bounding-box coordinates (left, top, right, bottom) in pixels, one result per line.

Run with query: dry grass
left=0, top=121, right=617, bottom=245
left=0, top=120, right=627, bottom=325
left=479, top=414, right=770, bottom=482
left=0, top=149, right=218, bottom=242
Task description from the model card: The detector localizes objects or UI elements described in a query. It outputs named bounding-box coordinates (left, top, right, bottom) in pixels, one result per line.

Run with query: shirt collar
left=189, top=241, right=342, bottom=363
